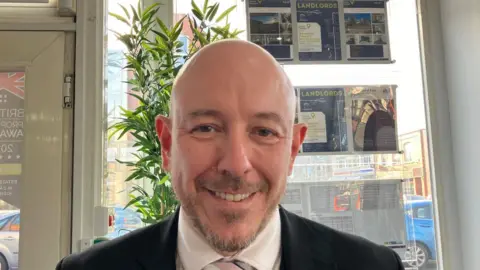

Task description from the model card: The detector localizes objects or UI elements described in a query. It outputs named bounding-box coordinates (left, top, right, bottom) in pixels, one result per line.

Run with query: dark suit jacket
left=57, top=207, right=405, bottom=270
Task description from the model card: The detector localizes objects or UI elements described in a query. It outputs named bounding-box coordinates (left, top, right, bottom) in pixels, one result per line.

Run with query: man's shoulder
left=282, top=210, right=404, bottom=269
left=56, top=218, right=172, bottom=270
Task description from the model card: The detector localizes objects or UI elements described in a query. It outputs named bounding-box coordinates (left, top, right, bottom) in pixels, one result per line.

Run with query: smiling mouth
left=206, top=190, right=255, bottom=202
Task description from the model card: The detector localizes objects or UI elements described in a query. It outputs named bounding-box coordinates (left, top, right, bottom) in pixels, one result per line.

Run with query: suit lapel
left=136, top=207, right=180, bottom=270
left=279, top=207, right=338, bottom=270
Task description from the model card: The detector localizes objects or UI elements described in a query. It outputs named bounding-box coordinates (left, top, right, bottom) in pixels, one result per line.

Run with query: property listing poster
left=296, top=1, right=342, bottom=61
left=348, top=86, right=397, bottom=152
left=297, top=87, right=348, bottom=153
left=344, top=0, right=390, bottom=60
left=0, top=72, right=24, bottom=209
left=248, top=0, right=293, bottom=61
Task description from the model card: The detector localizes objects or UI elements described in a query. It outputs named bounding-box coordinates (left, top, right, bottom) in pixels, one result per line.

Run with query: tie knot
left=204, top=259, right=255, bottom=270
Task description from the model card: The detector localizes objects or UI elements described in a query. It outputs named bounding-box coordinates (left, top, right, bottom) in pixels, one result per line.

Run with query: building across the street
left=375, top=129, right=431, bottom=198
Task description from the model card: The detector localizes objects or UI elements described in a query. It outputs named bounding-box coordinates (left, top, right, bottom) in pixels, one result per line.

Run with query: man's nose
left=216, top=130, right=253, bottom=177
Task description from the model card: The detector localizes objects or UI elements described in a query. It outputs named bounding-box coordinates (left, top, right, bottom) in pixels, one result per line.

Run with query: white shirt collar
left=177, top=207, right=281, bottom=270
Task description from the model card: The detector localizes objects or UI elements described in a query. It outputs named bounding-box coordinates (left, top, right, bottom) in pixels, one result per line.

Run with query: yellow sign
left=0, top=164, right=22, bottom=175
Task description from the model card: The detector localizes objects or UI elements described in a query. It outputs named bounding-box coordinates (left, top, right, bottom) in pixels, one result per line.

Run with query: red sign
left=0, top=73, right=25, bottom=99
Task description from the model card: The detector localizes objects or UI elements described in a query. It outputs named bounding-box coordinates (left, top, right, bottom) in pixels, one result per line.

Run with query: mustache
left=197, top=173, right=269, bottom=193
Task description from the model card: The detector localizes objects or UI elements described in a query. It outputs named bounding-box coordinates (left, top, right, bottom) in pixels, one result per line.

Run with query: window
left=361, top=155, right=373, bottom=166
left=0, top=215, right=13, bottom=230
left=102, top=0, right=439, bottom=268
left=9, top=214, right=20, bottom=231
left=393, top=153, right=401, bottom=163
left=381, top=154, right=388, bottom=165
left=106, top=50, right=128, bottom=119
left=170, top=0, right=437, bottom=267
left=176, top=35, right=189, bottom=66
left=404, top=142, right=413, bottom=162
left=403, top=179, right=415, bottom=196
left=104, top=0, right=143, bottom=238
left=414, top=206, right=432, bottom=219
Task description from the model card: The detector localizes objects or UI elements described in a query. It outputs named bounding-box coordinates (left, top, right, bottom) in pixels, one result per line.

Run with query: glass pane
left=0, top=215, right=13, bottom=229
left=171, top=0, right=438, bottom=269
left=103, top=0, right=440, bottom=269
left=174, top=0, right=244, bottom=38
left=103, top=0, right=144, bottom=239
left=283, top=0, right=437, bottom=268
left=0, top=71, right=24, bottom=270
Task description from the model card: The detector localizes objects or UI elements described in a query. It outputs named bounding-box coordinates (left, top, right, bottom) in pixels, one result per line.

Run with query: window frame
left=71, top=0, right=106, bottom=253
left=70, top=0, right=468, bottom=268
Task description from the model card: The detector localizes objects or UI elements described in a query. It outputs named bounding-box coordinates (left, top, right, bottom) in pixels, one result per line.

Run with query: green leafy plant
left=108, top=0, right=243, bottom=225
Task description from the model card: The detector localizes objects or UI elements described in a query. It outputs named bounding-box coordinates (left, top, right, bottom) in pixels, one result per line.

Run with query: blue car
left=404, top=200, right=436, bottom=269
left=0, top=211, right=20, bottom=270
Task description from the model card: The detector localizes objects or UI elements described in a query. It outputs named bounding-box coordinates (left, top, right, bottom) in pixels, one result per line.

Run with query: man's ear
left=155, top=115, right=172, bottom=172
left=288, top=123, right=308, bottom=175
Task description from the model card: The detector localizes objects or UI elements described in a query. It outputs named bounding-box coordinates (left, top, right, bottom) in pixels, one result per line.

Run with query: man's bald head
left=170, top=39, right=296, bottom=122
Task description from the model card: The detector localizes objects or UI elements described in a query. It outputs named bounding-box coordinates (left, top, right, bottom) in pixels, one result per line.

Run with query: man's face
left=156, top=61, right=306, bottom=254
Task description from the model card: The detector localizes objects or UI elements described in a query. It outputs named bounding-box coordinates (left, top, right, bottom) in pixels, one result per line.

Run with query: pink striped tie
left=204, top=259, right=254, bottom=270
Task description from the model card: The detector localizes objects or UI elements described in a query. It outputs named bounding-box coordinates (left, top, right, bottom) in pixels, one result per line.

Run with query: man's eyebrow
left=253, top=112, right=283, bottom=123
left=187, top=109, right=223, bottom=119
left=185, top=110, right=287, bottom=127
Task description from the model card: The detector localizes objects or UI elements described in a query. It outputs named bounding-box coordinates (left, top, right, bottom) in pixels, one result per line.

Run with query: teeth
left=214, top=191, right=252, bottom=202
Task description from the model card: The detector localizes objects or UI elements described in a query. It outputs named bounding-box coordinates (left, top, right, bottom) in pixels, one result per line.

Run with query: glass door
left=0, top=31, right=73, bottom=270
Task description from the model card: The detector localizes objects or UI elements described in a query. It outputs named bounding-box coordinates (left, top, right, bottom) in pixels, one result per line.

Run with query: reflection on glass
left=350, top=86, right=397, bottom=152
left=0, top=72, right=24, bottom=270
left=285, top=151, right=436, bottom=269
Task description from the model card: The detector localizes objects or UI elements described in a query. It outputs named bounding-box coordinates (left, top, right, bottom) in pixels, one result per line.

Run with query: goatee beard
left=181, top=197, right=278, bottom=255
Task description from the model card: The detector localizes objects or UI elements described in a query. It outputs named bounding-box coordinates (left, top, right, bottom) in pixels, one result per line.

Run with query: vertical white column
left=421, top=0, right=480, bottom=269
left=438, top=0, right=480, bottom=269
left=72, top=0, right=105, bottom=253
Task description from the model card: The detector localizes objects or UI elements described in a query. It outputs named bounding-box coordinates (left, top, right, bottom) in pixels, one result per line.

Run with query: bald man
left=56, top=40, right=405, bottom=270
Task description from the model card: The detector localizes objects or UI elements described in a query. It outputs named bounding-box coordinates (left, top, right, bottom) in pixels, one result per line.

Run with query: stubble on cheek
left=170, top=168, right=192, bottom=211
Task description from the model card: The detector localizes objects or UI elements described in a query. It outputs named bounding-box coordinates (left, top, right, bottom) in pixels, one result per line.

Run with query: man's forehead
left=171, top=40, right=295, bottom=118
left=173, top=76, right=294, bottom=116
left=173, top=41, right=288, bottom=92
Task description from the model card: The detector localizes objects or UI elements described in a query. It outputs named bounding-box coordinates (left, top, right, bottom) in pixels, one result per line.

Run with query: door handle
left=5, top=236, right=15, bottom=240
left=418, top=224, right=430, bottom=228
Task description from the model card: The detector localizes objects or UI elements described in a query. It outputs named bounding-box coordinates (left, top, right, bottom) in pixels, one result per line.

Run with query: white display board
left=246, top=0, right=393, bottom=64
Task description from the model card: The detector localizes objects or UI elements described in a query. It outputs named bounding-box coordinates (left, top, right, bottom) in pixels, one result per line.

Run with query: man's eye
left=255, top=128, right=277, bottom=137
left=192, top=125, right=216, bottom=133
